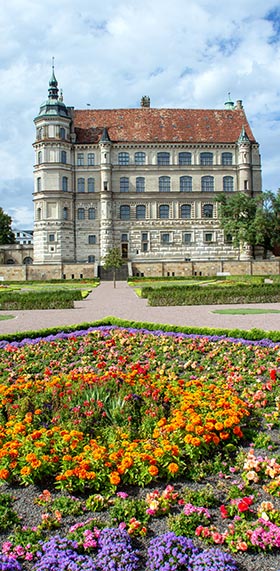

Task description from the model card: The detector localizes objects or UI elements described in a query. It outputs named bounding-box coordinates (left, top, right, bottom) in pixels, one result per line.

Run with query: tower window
left=62, top=176, right=68, bottom=191
left=61, top=151, right=66, bottom=164
left=63, top=207, right=68, bottom=220
left=88, top=153, right=95, bottom=166
left=77, top=153, right=84, bottom=166
left=37, top=177, right=41, bottom=192
left=38, top=151, right=42, bottom=164
left=60, top=127, right=66, bottom=140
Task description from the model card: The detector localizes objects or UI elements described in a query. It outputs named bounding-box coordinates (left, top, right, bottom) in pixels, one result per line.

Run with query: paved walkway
left=1, top=281, right=280, bottom=336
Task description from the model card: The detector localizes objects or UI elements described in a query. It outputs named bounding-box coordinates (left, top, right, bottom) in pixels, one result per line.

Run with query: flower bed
left=0, top=325, right=280, bottom=571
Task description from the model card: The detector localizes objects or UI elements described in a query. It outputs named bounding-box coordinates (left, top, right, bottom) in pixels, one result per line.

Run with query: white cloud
left=0, top=0, right=280, bottom=227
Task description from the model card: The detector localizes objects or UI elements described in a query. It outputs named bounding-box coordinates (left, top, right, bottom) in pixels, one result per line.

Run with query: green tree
left=0, top=208, right=15, bottom=244
left=216, top=192, right=259, bottom=258
left=102, top=247, right=124, bottom=288
left=254, top=190, right=280, bottom=258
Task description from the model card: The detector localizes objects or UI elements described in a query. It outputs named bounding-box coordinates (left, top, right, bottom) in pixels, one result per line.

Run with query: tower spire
left=48, top=57, right=59, bottom=100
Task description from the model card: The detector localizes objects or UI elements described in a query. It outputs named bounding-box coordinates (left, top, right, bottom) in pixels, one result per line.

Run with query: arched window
left=203, top=204, right=214, bottom=218
left=77, top=208, right=85, bottom=220
left=37, top=177, right=41, bottom=192
left=135, top=152, right=146, bottom=165
left=223, top=176, right=234, bottom=192
left=88, top=153, right=95, bottom=166
left=118, top=152, right=129, bottom=165
left=159, top=176, right=170, bottom=192
left=136, top=205, right=146, bottom=219
left=38, top=151, right=42, bottom=165
left=120, top=205, right=130, bottom=220
left=23, top=257, right=33, bottom=265
left=88, top=178, right=95, bottom=192
left=120, top=177, right=129, bottom=192
left=63, top=207, right=68, bottom=220
left=88, top=207, right=96, bottom=220
left=222, top=152, right=233, bottom=165
left=200, top=152, right=213, bottom=165
left=179, top=152, right=192, bottom=165
left=136, top=177, right=145, bottom=192
left=180, top=176, right=192, bottom=192
left=157, top=152, right=170, bottom=165
left=62, top=176, right=68, bottom=191
left=159, top=204, right=169, bottom=219
left=181, top=204, right=191, bottom=219
left=61, top=151, right=67, bottom=164
left=78, top=178, right=85, bottom=192
left=201, top=176, right=214, bottom=192
left=6, top=258, right=15, bottom=265
left=36, top=208, right=42, bottom=220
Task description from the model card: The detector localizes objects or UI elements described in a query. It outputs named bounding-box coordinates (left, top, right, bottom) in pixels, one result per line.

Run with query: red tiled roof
left=73, top=108, right=256, bottom=145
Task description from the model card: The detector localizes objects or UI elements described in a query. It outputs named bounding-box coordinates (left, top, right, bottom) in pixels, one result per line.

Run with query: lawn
left=0, top=323, right=280, bottom=571
left=213, top=308, right=280, bottom=315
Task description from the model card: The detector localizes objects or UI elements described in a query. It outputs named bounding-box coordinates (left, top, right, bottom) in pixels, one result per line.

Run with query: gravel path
left=0, top=281, right=280, bottom=335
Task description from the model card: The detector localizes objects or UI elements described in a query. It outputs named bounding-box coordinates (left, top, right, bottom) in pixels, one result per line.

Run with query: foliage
left=0, top=207, right=15, bottom=244
left=216, top=189, right=280, bottom=258
left=0, top=289, right=83, bottom=310
left=142, top=283, right=280, bottom=306
left=102, top=247, right=124, bottom=288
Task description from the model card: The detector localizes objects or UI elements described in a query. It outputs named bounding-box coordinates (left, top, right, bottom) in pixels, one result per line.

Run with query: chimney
left=235, top=100, right=243, bottom=109
left=140, top=96, right=150, bottom=108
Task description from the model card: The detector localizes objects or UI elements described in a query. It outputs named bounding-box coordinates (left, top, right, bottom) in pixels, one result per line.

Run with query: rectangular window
left=161, top=233, right=170, bottom=244
left=121, top=233, right=128, bottom=242
left=183, top=232, right=192, bottom=244
left=77, top=153, right=84, bottom=166
left=142, top=242, right=148, bottom=252
left=157, top=152, right=170, bottom=165
left=88, top=235, right=96, bottom=244
left=142, top=232, right=148, bottom=241
left=88, top=153, right=95, bottom=166
left=204, top=232, right=213, bottom=243
left=49, top=234, right=55, bottom=242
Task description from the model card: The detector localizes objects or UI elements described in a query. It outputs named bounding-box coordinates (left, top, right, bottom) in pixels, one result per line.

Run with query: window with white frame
left=157, top=152, right=170, bottom=165
left=37, top=177, right=41, bottom=192
left=88, top=207, right=96, bottom=220
left=204, top=232, right=214, bottom=243
left=136, top=176, right=145, bottom=192
left=159, top=204, right=170, bottom=218
left=183, top=232, right=192, bottom=244
left=180, top=204, right=191, bottom=219
left=62, top=176, right=68, bottom=192
left=223, top=176, right=234, bottom=192
left=201, top=176, right=214, bottom=192
left=120, top=177, right=129, bottom=192
left=161, top=232, right=171, bottom=244
left=60, top=127, right=66, bottom=140
left=179, top=152, right=192, bottom=165
left=37, top=208, right=42, bottom=220
left=88, top=235, right=96, bottom=244
left=88, top=153, right=95, bottom=166
left=135, top=152, right=146, bottom=165
left=202, top=203, right=214, bottom=218
left=88, top=178, right=95, bottom=192
left=63, top=207, right=68, bottom=220
left=200, top=152, right=213, bottom=165
left=77, top=153, right=84, bottom=166
left=38, top=151, right=42, bottom=164
left=49, top=233, right=55, bottom=242
left=118, top=152, right=129, bottom=165
left=159, top=176, right=170, bottom=192
left=77, top=208, right=85, bottom=220
left=222, top=152, right=233, bottom=165
left=180, top=176, right=192, bottom=192
left=120, top=205, right=130, bottom=220
left=78, top=178, right=85, bottom=192
left=61, top=151, right=66, bottom=164
left=136, top=205, right=146, bottom=219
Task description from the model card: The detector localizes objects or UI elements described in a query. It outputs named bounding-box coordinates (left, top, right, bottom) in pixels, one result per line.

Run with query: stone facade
left=32, top=71, right=262, bottom=277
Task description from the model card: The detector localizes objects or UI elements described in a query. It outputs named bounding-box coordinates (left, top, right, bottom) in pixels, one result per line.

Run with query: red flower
left=270, top=369, right=277, bottom=381
left=237, top=497, right=253, bottom=512
left=220, top=505, right=228, bottom=519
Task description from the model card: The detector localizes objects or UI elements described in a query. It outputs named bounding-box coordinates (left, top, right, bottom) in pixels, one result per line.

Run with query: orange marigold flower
left=20, top=466, right=31, bottom=476
left=168, top=462, right=179, bottom=474
left=148, top=465, right=159, bottom=476
left=214, top=422, right=224, bottom=431
left=109, top=471, right=121, bottom=485
left=0, top=468, right=9, bottom=480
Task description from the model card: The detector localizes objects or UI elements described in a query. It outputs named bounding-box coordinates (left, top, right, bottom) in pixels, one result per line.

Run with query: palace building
left=33, top=68, right=262, bottom=277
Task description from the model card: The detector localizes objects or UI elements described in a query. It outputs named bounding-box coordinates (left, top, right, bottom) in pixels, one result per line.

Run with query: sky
left=0, top=0, right=280, bottom=229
